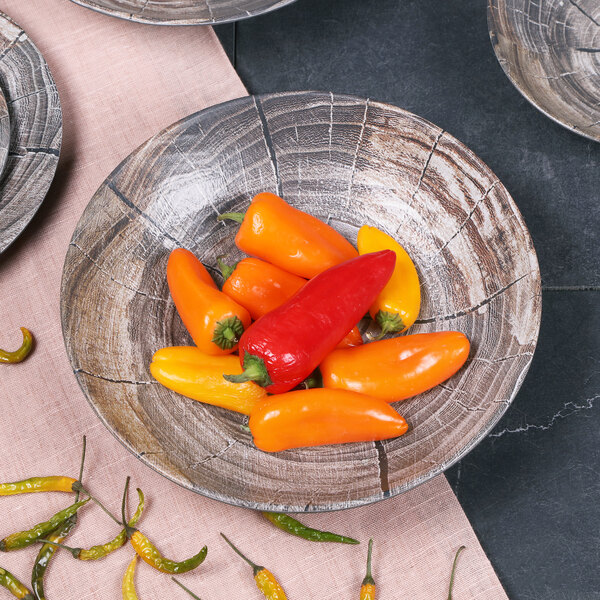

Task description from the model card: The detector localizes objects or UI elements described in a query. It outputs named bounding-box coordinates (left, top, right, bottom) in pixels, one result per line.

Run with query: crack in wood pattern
left=61, top=92, right=541, bottom=512
left=67, top=0, right=297, bottom=25
left=0, top=12, right=62, bottom=254
left=489, top=0, right=600, bottom=141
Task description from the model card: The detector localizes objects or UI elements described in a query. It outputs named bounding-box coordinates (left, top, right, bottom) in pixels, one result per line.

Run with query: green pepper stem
left=220, top=533, right=263, bottom=576
left=74, top=435, right=87, bottom=503
left=375, top=310, right=405, bottom=338
left=217, top=211, right=245, bottom=224
left=447, top=546, right=466, bottom=600
left=121, top=476, right=136, bottom=538
left=362, top=538, right=375, bottom=586
left=0, top=327, right=33, bottom=364
left=212, top=316, right=245, bottom=351
left=36, top=539, right=81, bottom=558
left=216, top=257, right=237, bottom=281
left=70, top=481, right=121, bottom=527
left=172, top=577, right=203, bottom=599
left=223, top=352, right=273, bottom=388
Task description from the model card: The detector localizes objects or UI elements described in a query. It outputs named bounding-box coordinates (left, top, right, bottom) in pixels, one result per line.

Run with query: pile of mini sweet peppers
left=151, top=192, right=470, bottom=452
left=0, top=439, right=467, bottom=599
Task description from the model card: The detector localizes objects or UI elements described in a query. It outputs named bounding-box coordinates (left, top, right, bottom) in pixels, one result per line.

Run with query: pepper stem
left=71, top=481, right=121, bottom=527
left=216, top=211, right=245, bottom=224
left=220, top=533, right=264, bottom=576
left=121, top=476, right=136, bottom=538
left=36, top=539, right=81, bottom=558
left=212, top=316, right=245, bottom=350
left=223, top=352, right=273, bottom=388
left=74, top=435, right=87, bottom=503
left=362, top=538, right=375, bottom=586
left=172, top=577, right=203, bottom=599
left=375, top=310, right=405, bottom=339
left=216, top=257, right=237, bottom=281
left=447, top=546, right=466, bottom=600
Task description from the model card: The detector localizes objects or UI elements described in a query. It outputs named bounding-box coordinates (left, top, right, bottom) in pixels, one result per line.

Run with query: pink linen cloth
left=0, top=1, right=508, bottom=597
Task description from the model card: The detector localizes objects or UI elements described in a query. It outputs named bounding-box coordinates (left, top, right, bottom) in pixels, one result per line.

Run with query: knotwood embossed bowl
left=61, top=92, right=541, bottom=512
left=67, top=0, right=297, bottom=25
left=0, top=12, right=62, bottom=254
left=489, top=0, right=600, bottom=142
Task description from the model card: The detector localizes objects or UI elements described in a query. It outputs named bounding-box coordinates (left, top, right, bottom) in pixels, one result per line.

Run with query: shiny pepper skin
left=167, top=248, right=251, bottom=354
left=0, top=476, right=77, bottom=496
left=321, top=331, right=470, bottom=402
left=249, top=389, right=409, bottom=452
left=357, top=225, right=421, bottom=335
left=0, top=567, right=34, bottom=599
left=226, top=250, right=395, bottom=394
left=219, top=192, right=358, bottom=279
left=150, top=346, right=266, bottom=414
left=130, top=530, right=207, bottom=574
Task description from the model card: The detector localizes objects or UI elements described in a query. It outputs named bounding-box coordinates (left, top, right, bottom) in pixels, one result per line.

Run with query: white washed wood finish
left=489, top=0, right=600, bottom=142
left=61, top=92, right=541, bottom=512
left=68, top=0, right=297, bottom=25
left=0, top=13, right=62, bottom=254
left=0, top=86, right=9, bottom=180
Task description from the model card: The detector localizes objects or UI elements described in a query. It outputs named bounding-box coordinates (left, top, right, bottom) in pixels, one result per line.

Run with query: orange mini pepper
left=218, top=192, right=358, bottom=279
left=150, top=346, right=266, bottom=414
left=219, top=257, right=306, bottom=320
left=249, top=388, right=408, bottom=452
left=167, top=248, right=251, bottom=355
left=321, top=331, right=470, bottom=402
left=357, top=225, right=421, bottom=335
left=337, top=325, right=363, bottom=349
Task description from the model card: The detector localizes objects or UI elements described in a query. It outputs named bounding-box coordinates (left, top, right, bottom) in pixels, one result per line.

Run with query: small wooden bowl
left=67, top=0, right=297, bottom=25
left=489, top=0, right=600, bottom=142
left=61, top=92, right=541, bottom=512
left=0, top=12, right=62, bottom=254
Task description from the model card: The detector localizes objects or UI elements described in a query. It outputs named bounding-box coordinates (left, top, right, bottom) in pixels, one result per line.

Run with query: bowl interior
left=61, top=92, right=541, bottom=511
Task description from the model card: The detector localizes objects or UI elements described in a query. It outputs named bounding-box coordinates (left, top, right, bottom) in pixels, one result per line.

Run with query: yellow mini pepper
left=150, top=346, right=266, bottom=415
left=357, top=225, right=420, bottom=335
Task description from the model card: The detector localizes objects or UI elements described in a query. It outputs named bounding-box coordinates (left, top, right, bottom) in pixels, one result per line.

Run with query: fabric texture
left=0, top=1, right=508, bottom=597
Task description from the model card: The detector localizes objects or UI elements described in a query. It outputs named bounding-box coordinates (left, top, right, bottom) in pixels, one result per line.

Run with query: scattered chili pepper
left=447, top=546, right=465, bottom=600
left=0, top=566, right=34, bottom=599
left=122, top=556, right=139, bottom=600
left=0, top=498, right=89, bottom=552
left=357, top=225, right=421, bottom=336
left=321, top=331, right=470, bottom=402
left=150, top=347, right=266, bottom=415
left=31, top=517, right=77, bottom=600
left=360, top=539, right=375, bottom=600
left=167, top=248, right=251, bottom=354
left=336, top=325, right=363, bottom=349
left=249, top=388, right=408, bottom=452
left=219, top=257, right=306, bottom=320
left=0, top=477, right=76, bottom=496
left=0, top=328, right=33, bottom=364
left=221, top=533, right=287, bottom=600
left=262, top=512, right=359, bottom=544
left=172, top=578, right=202, bottom=599
left=120, top=478, right=207, bottom=575
left=225, top=250, right=395, bottom=393
left=218, top=192, right=358, bottom=279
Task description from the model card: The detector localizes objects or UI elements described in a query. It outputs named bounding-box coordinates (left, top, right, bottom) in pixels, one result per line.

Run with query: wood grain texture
left=0, top=12, right=62, bottom=254
left=489, top=0, right=600, bottom=142
left=67, top=0, right=297, bottom=25
left=61, top=92, right=541, bottom=512
left=0, top=86, right=9, bottom=180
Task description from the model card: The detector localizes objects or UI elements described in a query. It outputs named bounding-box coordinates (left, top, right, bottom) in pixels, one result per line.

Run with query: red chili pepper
left=225, top=250, right=395, bottom=394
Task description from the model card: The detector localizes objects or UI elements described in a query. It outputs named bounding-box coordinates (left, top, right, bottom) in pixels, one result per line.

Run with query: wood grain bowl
left=0, top=86, right=10, bottom=180
left=61, top=92, right=541, bottom=512
left=489, top=0, right=600, bottom=142
left=0, top=12, right=62, bottom=254
left=67, top=0, right=297, bottom=25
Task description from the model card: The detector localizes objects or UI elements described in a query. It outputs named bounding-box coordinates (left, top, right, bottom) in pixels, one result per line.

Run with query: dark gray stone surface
left=216, top=1, right=600, bottom=597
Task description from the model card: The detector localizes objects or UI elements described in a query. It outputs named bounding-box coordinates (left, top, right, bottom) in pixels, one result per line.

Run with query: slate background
left=215, top=1, right=600, bottom=598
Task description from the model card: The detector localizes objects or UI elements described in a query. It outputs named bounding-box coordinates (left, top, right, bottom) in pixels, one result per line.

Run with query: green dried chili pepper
left=31, top=518, right=77, bottom=600
left=0, top=498, right=89, bottom=551
left=0, top=567, right=34, bottom=599
left=0, top=328, right=33, bottom=364
left=261, top=512, right=359, bottom=544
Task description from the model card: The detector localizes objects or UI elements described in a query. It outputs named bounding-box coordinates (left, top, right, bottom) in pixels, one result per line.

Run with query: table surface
left=215, top=2, right=600, bottom=598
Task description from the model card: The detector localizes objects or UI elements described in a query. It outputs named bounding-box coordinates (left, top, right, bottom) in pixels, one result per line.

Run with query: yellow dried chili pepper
left=0, top=476, right=76, bottom=496
left=221, top=533, right=287, bottom=600
left=150, top=347, right=266, bottom=415
left=0, top=328, right=33, bottom=364
left=0, top=566, right=33, bottom=599
left=357, top=225, right=420, bottom=336
left=122, top=556, right=139, bottom=600
left=360, top=539, right=375, bottom=600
